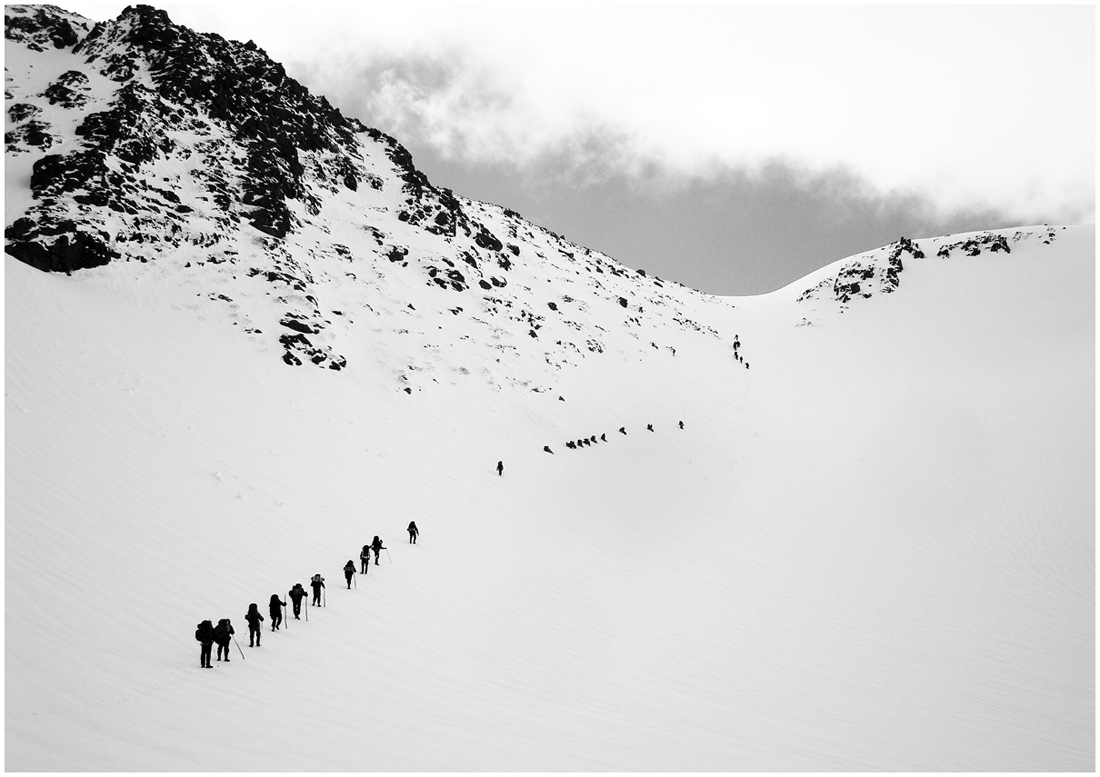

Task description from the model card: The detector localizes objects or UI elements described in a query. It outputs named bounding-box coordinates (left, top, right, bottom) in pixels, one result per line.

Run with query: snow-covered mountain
left=5, top=5, right=1094, bottom=771
left=5, top=3, right=727, bottom=395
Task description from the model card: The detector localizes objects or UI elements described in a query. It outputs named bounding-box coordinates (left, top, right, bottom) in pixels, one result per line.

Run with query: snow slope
left=6, top=221, right=1093, bottom=770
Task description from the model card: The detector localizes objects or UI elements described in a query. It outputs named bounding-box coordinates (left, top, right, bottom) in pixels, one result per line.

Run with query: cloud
left=275, top=3, right=1093, bottom=228
left=61, top=2, right=1094, bottom=227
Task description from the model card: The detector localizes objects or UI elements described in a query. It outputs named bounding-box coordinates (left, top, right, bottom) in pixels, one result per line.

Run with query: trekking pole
left=354, top=573, right=357, bottom=590
left=284, top=603, right=288, bottom=629
left=385, top=548, right=392, bottom=564
left=323, top=588, right=326, bottom=607
left=304, top=601, right=308, bottom=622
left=232, top=634, right=246, bottom=660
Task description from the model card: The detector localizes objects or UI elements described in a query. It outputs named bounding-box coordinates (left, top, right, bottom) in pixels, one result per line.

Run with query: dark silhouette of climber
left=269, top=593, right=286, bottom=630
left=288, top=583, right=306, bottom=618
left=370, top=535, right=386, bottom=565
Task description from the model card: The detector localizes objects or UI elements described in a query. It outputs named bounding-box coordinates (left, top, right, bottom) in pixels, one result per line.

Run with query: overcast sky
left=59, top=2, right=1095, bottom=295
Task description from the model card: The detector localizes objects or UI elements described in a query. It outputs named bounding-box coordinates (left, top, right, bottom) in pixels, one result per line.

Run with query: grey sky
left=57, top=2, right=1096, bottom=295
left=392, top=141, right=1029, bottom=296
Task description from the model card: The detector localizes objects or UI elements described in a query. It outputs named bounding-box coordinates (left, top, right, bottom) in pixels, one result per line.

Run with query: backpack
left=312, top=574, right=323, bottom=585
left=195, top=620, right=214, bottom=643
left=361, top=545, right=370, bottom=556
left=212, top=620, right=229, bottom=644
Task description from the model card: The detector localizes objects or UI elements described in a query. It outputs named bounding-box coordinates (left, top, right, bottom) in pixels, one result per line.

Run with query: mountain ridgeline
left=4, top=3, right=736, bottom=392
left=4, top=4, right=1061, bottom=393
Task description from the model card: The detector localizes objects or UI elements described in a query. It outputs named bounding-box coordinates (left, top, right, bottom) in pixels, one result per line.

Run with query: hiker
left=619, top=427, right=626, bottom=435
left=647, top=424, right=654, bottom=432
left=288, top=583, right=307, bottom=619
left=244, top=603, right=264, bottom=647
left=407, top=521, right=419, bottom=544
left=370, top=535, right=386, bottom=565
left=543, top=445, right=554, bottom=454
left=310, top=574, right=325, bottom=606
left=213, top=618, right=235, bottom=662
left=360, top=545, right=371, bottom=574
left=195, top=619, right=215, bottom=668
left=679, top=421, right=684, bottom=430
left=496, top=460, right=504, bottom=476
left=343, top=560, right=356, bottom=588
left=269, top=593, right=286, bottom=631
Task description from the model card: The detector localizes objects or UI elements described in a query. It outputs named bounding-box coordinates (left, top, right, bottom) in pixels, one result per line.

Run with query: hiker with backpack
left=245, top=603, right=264, bottom=647
left=213, top=619, right=235, bottom=662
left=269, top=593, right=287, bottom=631
left=407, top=521, right=419, bottom=544
left=360, top=545, right=371, bottom=574
left=370, top=535, right=386, bottom=565
left=288, top=583, right=307, bottom=619
left=496, top=460, right=504, bottom=476
left=343, top=560, right=356, bottom=589
left=310, top=574, right=325, bottom=606
left=195, top=619, right=215, bottom=668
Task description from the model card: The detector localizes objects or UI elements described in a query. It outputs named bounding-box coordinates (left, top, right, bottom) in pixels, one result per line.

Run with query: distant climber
left=678, top=421, right=684, bottom=429
left=370, top=535, right=386, bottom=565
left=244, top=603, right=264, bottom=647
left=407, top=521, right=419, bottom=544
left=343, top=560, right=356, bottom=589
left=619, top=427, right=626, bottom=435
left=310, top=574, right=325, bottom=606
left=213, top=618, right=234, bottom=662
left=288, top=583, right=307, bottom=619
left=600, top=433, right=606, bottom=442
left=647, top=424, right=654, bottom=432
left=195, top=619, right=215, bottom=668
left=360, top=545, right=371, bottom=574
left=544, top=445, right=554, bottom=454
left=496, top=460, right=504, bottom=476
left=269, top=593, right=286, bottom=631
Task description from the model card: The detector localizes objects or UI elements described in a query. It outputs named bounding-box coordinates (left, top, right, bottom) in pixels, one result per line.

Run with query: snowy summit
left=4, top=4, right=1094, bottom=771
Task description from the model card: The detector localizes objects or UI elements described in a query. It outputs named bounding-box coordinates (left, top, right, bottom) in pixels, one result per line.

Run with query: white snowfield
left=5, top=223, right=1093, bottom=770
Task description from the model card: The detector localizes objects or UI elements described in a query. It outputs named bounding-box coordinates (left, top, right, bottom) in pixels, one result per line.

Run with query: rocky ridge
left=5, top=4, right=731, bottom=391
left=795, top=227, right=1062, bottom=321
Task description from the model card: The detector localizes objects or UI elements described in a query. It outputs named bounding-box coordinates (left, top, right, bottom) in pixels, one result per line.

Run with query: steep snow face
left=5, top=5, right=1094, bottom=773
left=5, top=4, right=728, bottom=395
